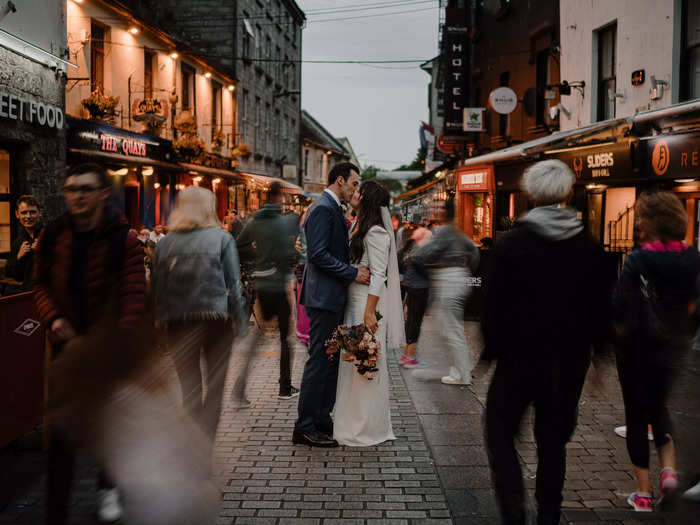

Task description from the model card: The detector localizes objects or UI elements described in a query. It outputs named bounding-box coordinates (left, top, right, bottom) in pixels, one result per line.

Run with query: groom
left=293, top=162, right=370, bottom=447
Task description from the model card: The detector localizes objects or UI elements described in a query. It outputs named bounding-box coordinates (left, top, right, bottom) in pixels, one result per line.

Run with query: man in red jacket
left=34, top=163, right=146, bottom=524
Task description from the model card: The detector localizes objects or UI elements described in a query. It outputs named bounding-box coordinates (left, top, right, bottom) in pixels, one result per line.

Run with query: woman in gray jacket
left=152, top=186, right=245, bottom=456
left=412, top=195, right=479, bottom=385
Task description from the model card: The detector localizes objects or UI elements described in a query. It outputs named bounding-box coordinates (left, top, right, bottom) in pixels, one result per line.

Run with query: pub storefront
left=67, top=117, right=182, bottom=229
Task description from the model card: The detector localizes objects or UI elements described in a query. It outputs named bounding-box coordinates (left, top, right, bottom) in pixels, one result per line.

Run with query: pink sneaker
left=627, top=492, right=653, bottom=512
left=659, top=467, right=678, bottom=504
left=403, top=358, right=420, bottom=368
left=399, top=355, right=409, bottom=365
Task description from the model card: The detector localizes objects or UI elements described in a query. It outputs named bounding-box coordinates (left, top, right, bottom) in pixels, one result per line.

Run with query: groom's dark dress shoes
left=292, top=430, right=339, bottom=448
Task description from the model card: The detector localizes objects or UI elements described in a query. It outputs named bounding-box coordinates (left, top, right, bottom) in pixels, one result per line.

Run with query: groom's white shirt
left=323, top=188, right=341, bottom=208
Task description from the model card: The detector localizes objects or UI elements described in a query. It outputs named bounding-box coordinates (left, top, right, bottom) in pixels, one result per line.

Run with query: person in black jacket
left=4, top=195, right=43, bottom=293
left=483, top=160, right=612, bottom=525
left=612, top=191, right=700, bottom=511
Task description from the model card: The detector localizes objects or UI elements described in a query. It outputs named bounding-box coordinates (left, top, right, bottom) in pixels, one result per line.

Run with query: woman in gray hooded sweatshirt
left=483, top=160, right=612, bottom=525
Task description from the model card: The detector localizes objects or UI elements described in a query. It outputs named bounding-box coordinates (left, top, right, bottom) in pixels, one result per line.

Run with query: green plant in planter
left=173, top=135, right=206, bottom=161
left=232, top=143, right=252, bottom=159
left=81, top=90, right=120, bottom=122
left=211, top=128, right=226, bottom=151
left=500, top=216, right=516, bottom=231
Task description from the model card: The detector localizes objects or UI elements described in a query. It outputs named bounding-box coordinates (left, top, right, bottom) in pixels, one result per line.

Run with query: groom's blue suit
left=295, top=190, right=357, bottom=434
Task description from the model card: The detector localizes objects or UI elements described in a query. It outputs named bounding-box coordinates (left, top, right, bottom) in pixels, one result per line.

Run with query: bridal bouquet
left=325, top=311, right=383, bottom=380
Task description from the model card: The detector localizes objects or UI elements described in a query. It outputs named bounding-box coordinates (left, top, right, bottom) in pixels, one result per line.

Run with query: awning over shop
left=237, top=171, right=303, bottom=194
left=394, top=178, right=440, bottom=203
left=180, top=162, right=241, bottom=180
left=66, top=116, right=179, bottom=168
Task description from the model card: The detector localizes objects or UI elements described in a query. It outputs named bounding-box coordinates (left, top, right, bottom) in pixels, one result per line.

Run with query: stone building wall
left=0, top=47, right=67, bottom=222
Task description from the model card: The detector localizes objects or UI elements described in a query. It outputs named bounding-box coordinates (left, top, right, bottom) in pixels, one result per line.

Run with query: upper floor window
left=242, top=17, right=254, bottom=60
left=90, top=22, right=106, bottom=93
left=241, top=89, right=248, bottom=122
left=498, top=71, right=510, bottom=136
left=181, top=63, right=196, bottom=111
left=535, top=50, right=550, bottom=125
left=681, top=0, right=700, bottom=101
left=211, top=81, right=222, bottom=138
left=596, top=23, right=617, bottom=121
left=144, top=49, right=156, bottom=99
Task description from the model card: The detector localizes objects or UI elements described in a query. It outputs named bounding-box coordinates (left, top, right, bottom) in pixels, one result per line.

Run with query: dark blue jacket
left=300, top=191, right=357, bottom=312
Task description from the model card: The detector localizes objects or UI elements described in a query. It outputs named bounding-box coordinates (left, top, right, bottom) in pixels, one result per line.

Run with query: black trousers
left=257, top=289, right=293, bottom=391
left=47, top=431, right=115, bottom=525
left=295, top=307, right=343, bottom=434
left=168, top=320, right=234, bottom=443
left=617, top=358, right=675, bottom=468
left=404, top=287, right=429, bottom=345
left=485, top=357, right=589, bottom=525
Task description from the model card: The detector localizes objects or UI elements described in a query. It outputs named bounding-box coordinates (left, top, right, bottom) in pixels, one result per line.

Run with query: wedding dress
left=333, top=224, right=398, bottom=446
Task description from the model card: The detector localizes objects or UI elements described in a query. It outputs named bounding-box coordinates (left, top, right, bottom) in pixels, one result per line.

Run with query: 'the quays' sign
left=0, top=91, right=64, bottom=129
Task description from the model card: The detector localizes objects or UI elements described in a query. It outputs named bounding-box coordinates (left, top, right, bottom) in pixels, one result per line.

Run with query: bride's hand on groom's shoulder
left=364, top=310, right=378, bottom=335
left=355, top=266, right=370, bottom=285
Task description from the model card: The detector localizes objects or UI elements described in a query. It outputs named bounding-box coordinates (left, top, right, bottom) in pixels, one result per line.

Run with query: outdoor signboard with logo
left=546, top=142, right=635, bottom=182
left=641, top=133, right=700, bottom=179
left=442, top=7, right=469, bottom=134
left=66, top=116, right=176, bottom=165
left=488, top=87, right=518, bottom=115
left=463, top=108, right=485, bottom=132
left=436, top=133, right=471, bottom=155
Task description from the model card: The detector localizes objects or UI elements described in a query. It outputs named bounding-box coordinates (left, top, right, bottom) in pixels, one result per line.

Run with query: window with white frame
left=596, top=23, right=616, bottom=121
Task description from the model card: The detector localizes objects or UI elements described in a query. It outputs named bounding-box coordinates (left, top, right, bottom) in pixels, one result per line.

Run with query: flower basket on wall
left=232, top=143, right=252, bottom=159
left=173, top=135, right=206, bottom=162
left=211, top=128, right=225, bottom=152
left=81, top=90, right=119, bottom=123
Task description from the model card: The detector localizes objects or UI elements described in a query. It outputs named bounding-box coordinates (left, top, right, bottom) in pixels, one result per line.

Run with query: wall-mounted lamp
left=675, top=179, right=695, bottom=184
left=170, top=51, right=179, bottom=60
left=326, top=150, right=332, bottom=155
left=142, top=166, right=153, bottom=176
left=193, top=176, right=203, bottom=182
left=204, top=72, right=212, bottom=79
left=128, top=26, right=139, bottom=35
left=227, top=84, right=235, bottom=92
left=109, top=168, right=129, bottom=176
left=154, top=182, right=161, bottom=189
left=650, top=75, right=668, bottom=100
left=213, top=178, right=222, bottom=184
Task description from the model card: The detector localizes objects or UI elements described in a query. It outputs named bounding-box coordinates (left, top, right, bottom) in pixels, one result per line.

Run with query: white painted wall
left=559, top=0, right=676, bottom=131
left=66, top=0, right=237, bottom=156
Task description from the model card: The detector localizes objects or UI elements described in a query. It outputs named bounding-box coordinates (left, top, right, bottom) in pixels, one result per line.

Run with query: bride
left=334, top=180, right=405, bottom=446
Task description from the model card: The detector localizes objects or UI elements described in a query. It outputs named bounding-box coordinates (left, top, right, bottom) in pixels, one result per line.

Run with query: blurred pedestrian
left=152, top=186, right=246, bottom=465
left=5, top=194, right=43, bottom=293
left=236, top=181, right=300, bottom=400
left=412, top=195, right=479, bottom=385
left=483, top=160, right=611, bottom=525
left=398, top=221, right=431, bottom=368
left=34, top=163, right=147, bottom=524
left=612, top=191, right=700, bottom=511
left=225, top=209, right=243, bottom=238
left=295, top=206, right=310, bottom=345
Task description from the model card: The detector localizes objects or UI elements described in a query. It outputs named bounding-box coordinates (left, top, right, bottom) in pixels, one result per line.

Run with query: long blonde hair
left=168, top=186, right=221, bottom=232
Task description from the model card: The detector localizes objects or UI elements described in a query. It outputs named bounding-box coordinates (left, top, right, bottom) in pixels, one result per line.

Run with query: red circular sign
left=651, top=140, right=670, bottom=176
left=436, top=134, right=460, bottom=154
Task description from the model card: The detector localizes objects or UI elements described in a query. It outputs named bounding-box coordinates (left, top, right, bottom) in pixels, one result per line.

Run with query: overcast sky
left=298, top=1, right=439, bottom=171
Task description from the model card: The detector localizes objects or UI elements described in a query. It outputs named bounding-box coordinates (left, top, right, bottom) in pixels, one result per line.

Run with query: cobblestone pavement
left=405, top=313, right=700, bottom=524
left=1, top=313, right=699, bottom=525
left=214, top=323, right=452, bottom=525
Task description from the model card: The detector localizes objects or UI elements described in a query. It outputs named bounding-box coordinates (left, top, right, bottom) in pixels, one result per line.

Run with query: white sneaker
left=441, top=375, right=471, bottom=386
left=614, top=425, right=654, bottom=440
left=97, top=488, right=123, bottom=522
left=683, top=481, right=700, bottom=502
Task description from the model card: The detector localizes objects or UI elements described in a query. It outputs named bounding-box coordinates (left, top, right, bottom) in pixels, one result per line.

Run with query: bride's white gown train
left=333, top=225, right=396, bottom=447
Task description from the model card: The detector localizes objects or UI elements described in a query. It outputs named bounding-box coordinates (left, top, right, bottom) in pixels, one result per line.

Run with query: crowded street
left=2, top=313, right=700, bottom=524
left=3, top=1, right=700, bottom=524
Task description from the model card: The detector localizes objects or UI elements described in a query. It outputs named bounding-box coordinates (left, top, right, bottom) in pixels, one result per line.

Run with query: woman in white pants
left=413, top=196, right=479, bottom=385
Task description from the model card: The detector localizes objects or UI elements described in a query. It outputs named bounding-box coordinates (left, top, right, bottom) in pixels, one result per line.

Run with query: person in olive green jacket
left=236, top=182, right=300, bottom=399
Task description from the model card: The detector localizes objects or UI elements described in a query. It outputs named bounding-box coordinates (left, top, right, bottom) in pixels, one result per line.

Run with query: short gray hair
left=521, top=159, right=575, bottom=205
